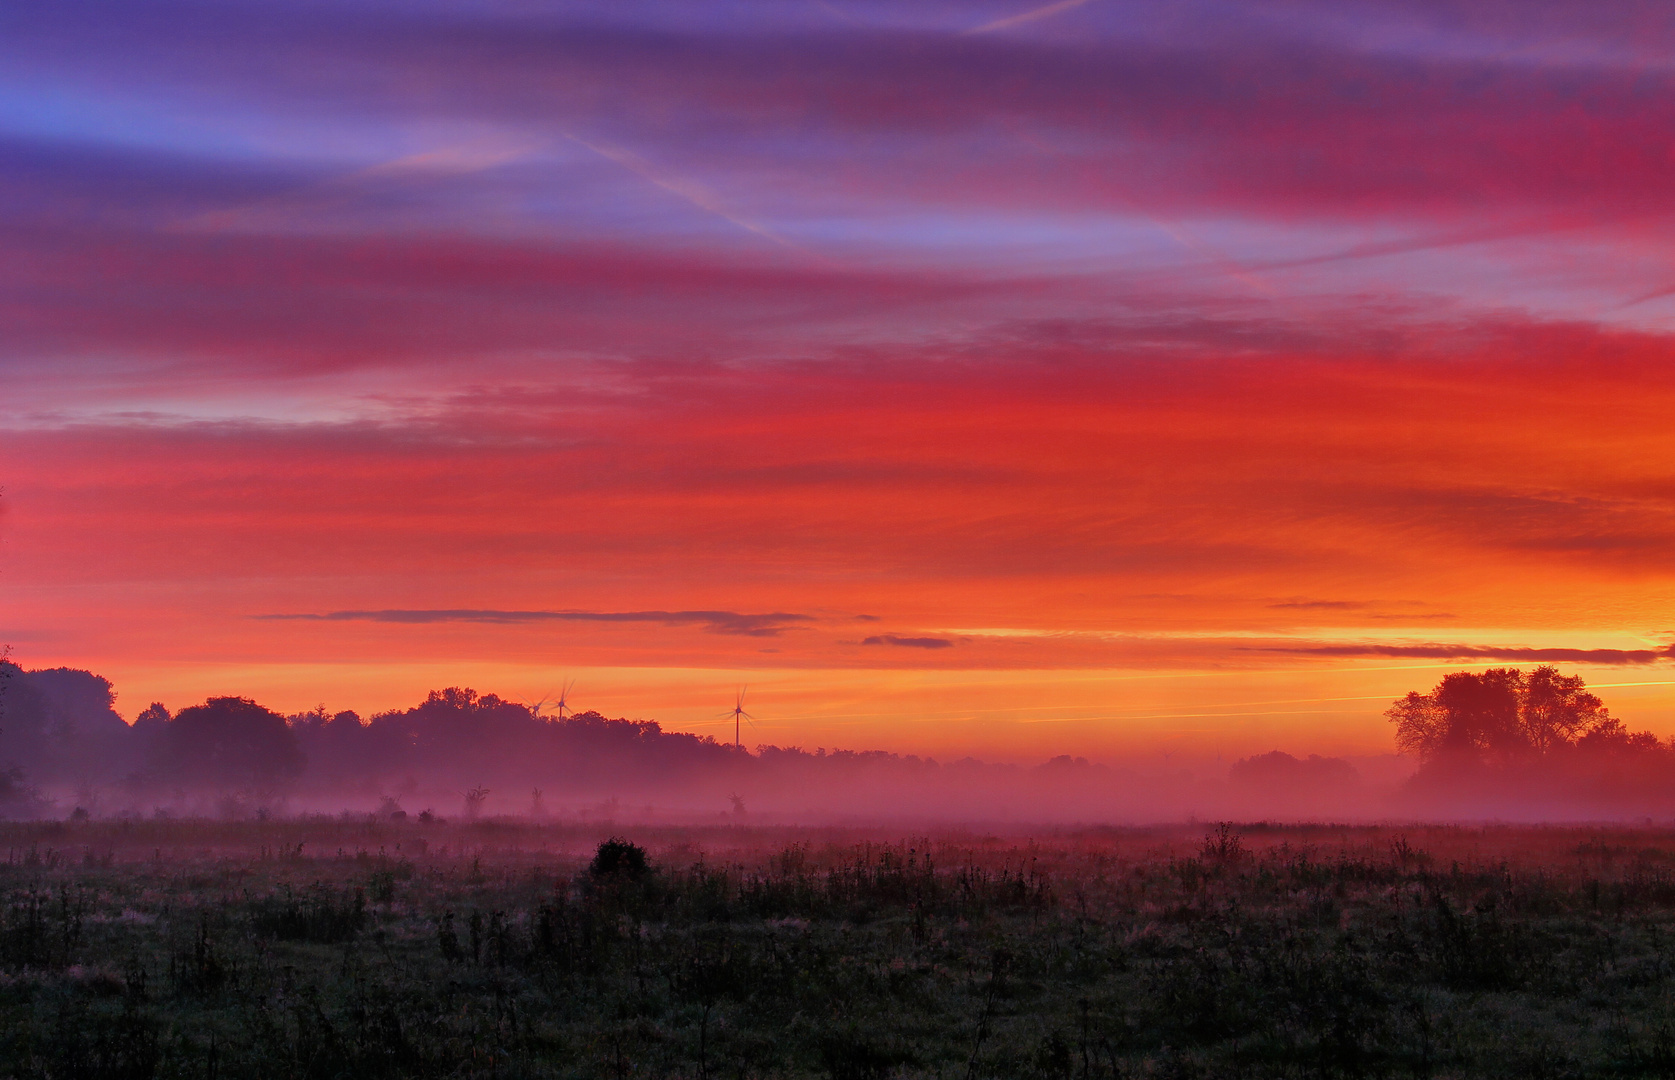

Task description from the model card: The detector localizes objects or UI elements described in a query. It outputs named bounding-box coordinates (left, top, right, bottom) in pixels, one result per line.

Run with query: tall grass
left=0, top=820, right=1674, bottom=1076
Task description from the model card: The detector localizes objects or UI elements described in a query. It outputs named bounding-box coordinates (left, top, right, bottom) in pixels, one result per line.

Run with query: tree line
left=2, top=660, right=1671, bottom=816
left=0, top=670, right=1032, bottom=814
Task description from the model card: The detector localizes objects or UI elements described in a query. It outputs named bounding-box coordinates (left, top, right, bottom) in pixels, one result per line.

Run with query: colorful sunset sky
left=4, top=0, right=1675, bottom=761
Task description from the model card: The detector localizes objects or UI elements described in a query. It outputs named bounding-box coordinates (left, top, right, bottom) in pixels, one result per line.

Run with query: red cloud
left=7, top=316, right=1675, bottom=674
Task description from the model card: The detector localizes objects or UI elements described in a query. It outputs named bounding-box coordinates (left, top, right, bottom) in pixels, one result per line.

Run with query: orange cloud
left=6, top=322, right=1675, bottom=756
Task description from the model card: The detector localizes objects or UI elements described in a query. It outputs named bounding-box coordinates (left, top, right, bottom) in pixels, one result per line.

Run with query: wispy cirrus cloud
left=10, top=0, right=1675, bottom=408
left=11, top=1, right=1675, bottom=226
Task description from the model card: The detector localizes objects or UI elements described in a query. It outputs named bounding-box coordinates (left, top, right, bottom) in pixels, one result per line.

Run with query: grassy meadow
left=3, top=818, right=1675, bottom=1077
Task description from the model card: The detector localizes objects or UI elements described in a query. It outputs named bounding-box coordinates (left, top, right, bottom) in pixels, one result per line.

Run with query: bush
left=590, top=837, right=648, bottom=880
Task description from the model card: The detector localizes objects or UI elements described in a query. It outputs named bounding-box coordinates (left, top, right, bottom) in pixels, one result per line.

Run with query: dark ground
left=3, top=818, right=1675, bottom=1078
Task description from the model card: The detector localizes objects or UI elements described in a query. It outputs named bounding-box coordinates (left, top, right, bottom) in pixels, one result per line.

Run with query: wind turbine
left=726, top=687, right=753, bottom=749
left=521, top=690, right=555, bottom=717
left=522, top=678, right=575, bottom=720
left=553, top=678, right=576, bottom=719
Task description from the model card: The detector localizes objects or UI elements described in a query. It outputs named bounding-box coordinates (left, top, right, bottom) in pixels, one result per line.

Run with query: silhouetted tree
left=1576, top=716, right=1664, bottom=757
left=1520, top=666, right=1610, bottom=753
left=1229, top=750, right=1358, bottom=789
left=329, top=689, right=738, bottom=791
left=1388, top=666, right=1642, bottom=769
left=153, top=696, right=305, bottom=790
left=0, top=647, right=12, bottom=729
left=1388, top=668, right=1525, bottom=765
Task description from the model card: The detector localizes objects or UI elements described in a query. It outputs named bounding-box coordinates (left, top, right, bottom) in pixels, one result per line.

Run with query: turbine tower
left=553, top=678, right=576, bottom=719
left=728, top=687, right=753, bottom=749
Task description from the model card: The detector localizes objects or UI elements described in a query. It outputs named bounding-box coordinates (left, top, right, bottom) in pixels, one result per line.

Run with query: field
left=5, top=820, right=1675, bottom=1078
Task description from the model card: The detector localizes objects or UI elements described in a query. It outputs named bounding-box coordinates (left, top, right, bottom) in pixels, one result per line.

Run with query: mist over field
left=5, top=661, right=1674, bottom=825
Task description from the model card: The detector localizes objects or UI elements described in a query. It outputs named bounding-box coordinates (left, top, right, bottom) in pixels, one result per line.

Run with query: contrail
left=180, top=138, right=539, bottom=233
left=562, top=132, right=812, bottom=256
left=999, top=120, right=1279, bottom=298
left=965, top=0, right=1100, bottom=35
left=1018, top=708, right=1371, bottom=724
left=1621, top=283, right=1675, bottom=308
left=358, top=141, right=536, bottom=177
left=808, top=0, right=863, bottom=24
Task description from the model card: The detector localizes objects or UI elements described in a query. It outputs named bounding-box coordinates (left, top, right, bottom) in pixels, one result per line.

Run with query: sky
left=4, top=0, right=1675, bottom=762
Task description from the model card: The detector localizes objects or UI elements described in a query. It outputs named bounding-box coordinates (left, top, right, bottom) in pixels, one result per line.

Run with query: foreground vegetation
left=4, top=820, right=1675, bottom=1077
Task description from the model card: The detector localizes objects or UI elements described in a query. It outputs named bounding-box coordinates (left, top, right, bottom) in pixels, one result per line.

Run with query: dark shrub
left=590, top=837, right=648, bottom=879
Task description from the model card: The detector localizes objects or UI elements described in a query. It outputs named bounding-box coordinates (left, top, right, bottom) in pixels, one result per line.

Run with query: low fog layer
left=0, top=664, right=1669, bottom=822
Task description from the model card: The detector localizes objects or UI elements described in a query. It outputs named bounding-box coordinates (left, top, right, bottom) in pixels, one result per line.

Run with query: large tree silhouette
left=154, top=696, right=305, bottom=790
left=1389, top=666, right=1627, bottom=768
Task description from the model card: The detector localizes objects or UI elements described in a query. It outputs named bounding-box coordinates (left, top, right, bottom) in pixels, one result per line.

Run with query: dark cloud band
left=862, top=634, right=955, bottom=649
left=1258, top=644, right=1675, bottom=665
left=255, top=609, right=813, bottom=636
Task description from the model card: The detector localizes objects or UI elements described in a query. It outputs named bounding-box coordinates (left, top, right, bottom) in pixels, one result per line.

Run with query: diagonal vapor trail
left=1251, top=215, right=1626, bottom=275
left=965, top=0, right=1101, bottom=35
left=180, top=139, right=539, bottom=233
left=1621, top=282, right=1675, bottom=308
left=808, top=0, right=863, bottom=25
left=562, top=132, right=818, bottom=258
left=998, top=119, right=1280, bottom=299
